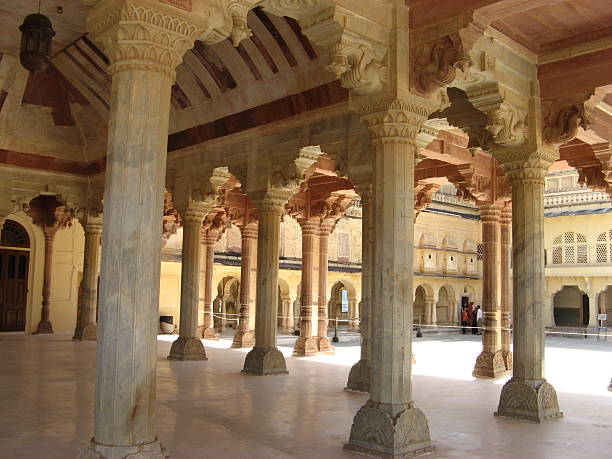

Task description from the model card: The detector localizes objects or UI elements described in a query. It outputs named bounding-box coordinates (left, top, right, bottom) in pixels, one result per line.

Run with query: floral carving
left=496, top=378, right=562, bottom=422
left=327, top=41, right=388, bottom=96
left=348, top=400, right=432, bottom=455
left=472, top=350, right=508, bottom=378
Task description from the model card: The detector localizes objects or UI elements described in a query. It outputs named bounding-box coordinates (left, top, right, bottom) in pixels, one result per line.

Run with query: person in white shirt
left=476, top=305, right=483, bottom=335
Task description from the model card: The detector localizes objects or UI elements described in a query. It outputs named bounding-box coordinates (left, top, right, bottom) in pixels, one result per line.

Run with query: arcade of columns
left=0, top=0, right=610, bottom=458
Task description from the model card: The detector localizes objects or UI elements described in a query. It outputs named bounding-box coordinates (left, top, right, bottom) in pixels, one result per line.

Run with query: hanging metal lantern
left=19, top=13, right=55, bottom=73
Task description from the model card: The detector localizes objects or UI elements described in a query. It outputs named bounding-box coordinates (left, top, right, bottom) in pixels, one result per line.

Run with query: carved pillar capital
left=177, top=201, right=211, bottom=226
left=359, top=97, right=439, bottom=146
left=250, top=190, right=293, bottom=214
left=86, top=0, right=209, bottom=79
left=494, top=147, right=558, bottom=186
left=478, top=204, right=501, bottom=222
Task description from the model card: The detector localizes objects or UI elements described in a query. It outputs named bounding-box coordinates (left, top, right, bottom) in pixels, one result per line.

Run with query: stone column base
left=345, top=400, right=433, bottom=457
left=472, top=350, right=511, bottom=379
left=168, top=336, right=207, bottom=361
left=36, top=320, right=53, bottom=334
left=293, top=336, right=319, bottom=356
left=317, top=336, right=335, bottom=354
left=242, top=347, right=288, bottom=375
left=345, top=359, right=370, bottom=393
left=78, top=437, right=168, bottom=459
left=231, top=330, right=255, bottom=348
left=503, top=351, right=513, bottom=371
left=495, top=378, right=563, bottom=422
left=202, top=327, right=219, bottom=340
left=74, top=323, right=98, bottom=341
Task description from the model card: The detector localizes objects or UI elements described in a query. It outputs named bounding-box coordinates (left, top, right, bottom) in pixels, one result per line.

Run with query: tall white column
left=347, top=186, right=372, bottom=392
left=347, top=100, right=434, bottom=456
left=588, top=293, right=598, bottom=328
left=79, top=2, right=206, bottom=456
left=232, top=223, right=257, bottom=348
left=168, top=205, right=208, bottom=360
left=496, top=153, right=562, bottom=422
left=73, top=218, right=102, bottom=341
left=242, top=192, right=289, bottom=375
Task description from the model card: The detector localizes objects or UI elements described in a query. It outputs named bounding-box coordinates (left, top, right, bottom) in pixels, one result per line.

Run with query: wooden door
left=0, top=250, right=29, bottom=331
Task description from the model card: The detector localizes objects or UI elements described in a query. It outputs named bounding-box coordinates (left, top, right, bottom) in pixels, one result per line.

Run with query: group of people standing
left=461, top=302, right=482, bottom=335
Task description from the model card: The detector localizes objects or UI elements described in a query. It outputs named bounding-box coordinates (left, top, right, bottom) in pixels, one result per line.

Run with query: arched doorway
left=436, top=286, right=455, bottom=325
left=328, top=280, right=358, bottom=330
left=214, top=276, right=240, bottom=330
left=414, top=286, right=426, bottom=325
left=554, top=285, right=589, bottom=327
left=277, top=278, right=292, bottom=330
left=0, top=220, right=31, bottom=332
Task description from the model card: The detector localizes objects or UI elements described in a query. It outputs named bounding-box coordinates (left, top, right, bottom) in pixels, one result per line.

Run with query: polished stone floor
left=1, top=331, right=612, bottom=458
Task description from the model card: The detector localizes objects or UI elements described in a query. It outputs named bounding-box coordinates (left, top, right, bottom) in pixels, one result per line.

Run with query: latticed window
left=595, top=229, right=612, bottom=263
left=477, top=243, right=484, bottom=261
left=0, top=220, right=30, bottom=248
left=552, top=231, right=588, bottom=264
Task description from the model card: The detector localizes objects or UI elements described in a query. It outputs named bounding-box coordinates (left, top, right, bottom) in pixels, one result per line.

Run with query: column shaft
left=347, top=189, right=372, bottom=392
left=347, top=105, right=432, bottom=456
left=232, top=224, right=257, bottom=348
left=293, top=220, right=319, bottom=356
left=36, top=230, right=55, bottom=334
left=496, top=158, right=562, bottom=422
left=473, top=205, right=508, bottom=378
left=90, top=68, right=172, bottom=457
left=202, top=237, right=218, bottom=339
left=74, top=221, right=102, bottom=341
left=242, top=195, right=288, bottom=375
left=317, top=228, right=334, bottom=353
left=500, top=206, right=512, bottom=370
left=169, top=209, right=207, bottom=360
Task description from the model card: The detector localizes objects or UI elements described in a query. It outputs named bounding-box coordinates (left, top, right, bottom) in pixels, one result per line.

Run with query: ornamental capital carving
left=249, top=190, right=293, bottom=213
left=541, top=93, right=592, bottom=147
left=27, top=195, right=73, bottom=238
left=412, top=34, right=471, bottom=97
left=297, top=3, right=389, bottom=96
left=262, top=0, right=327, bottom=20
left=486, top=102, right=528, bottom=147
left=359, top=97, right=440, bottom=144
left=414, top=181, right=440, bottom=220
left=495, top=147, right=557, bottom=185
left=85, top=0, right=260, bottom=79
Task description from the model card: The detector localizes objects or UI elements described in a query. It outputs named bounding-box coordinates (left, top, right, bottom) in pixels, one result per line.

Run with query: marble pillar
left=473, top=204, right=509, bottom=378
left=201, top=234, right=219, bottom=340
left=242, top=193, right=288, bottom=375
left=293, top=219, right=320, bottom=356
left=429, top=300, right=437, bottom=326
left=346, top=103, right=433, bottom=456
left=169, top=205, right=208, bottom=360
left=73, top=218, right=103, bottom=341
left=346, top=187, right=372, bottom=393
left=317, top=226, right=334, bottom=354
left=37, top=228, right=57, bottom=334
left=500, top=205, right=513, bottom=370
left=588, top=293, right=598, bottom=328
left=79, top=3, right=205, bottom=457
left=232, top=224, right=257, bottom=348
left=496, top=154, right=562, bottom=422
